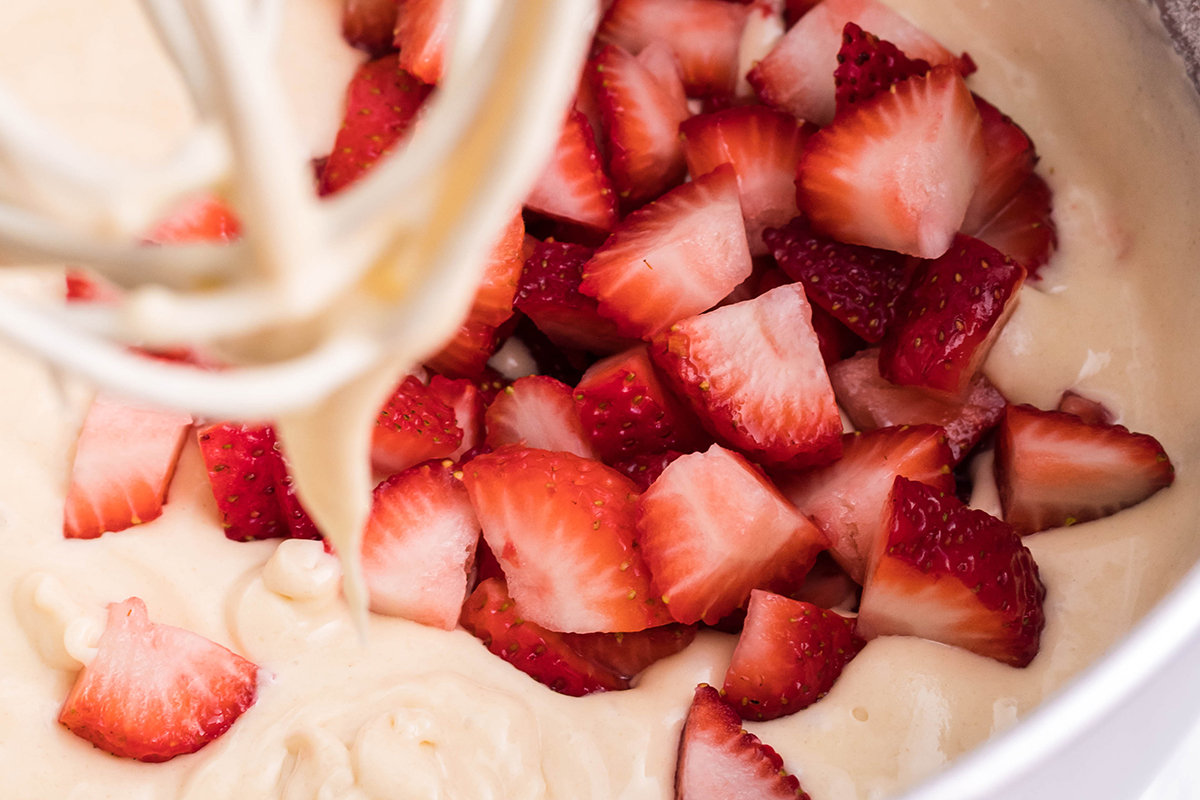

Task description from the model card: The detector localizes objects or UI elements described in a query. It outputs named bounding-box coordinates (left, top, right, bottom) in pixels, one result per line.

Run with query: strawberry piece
left=762, top=216, right=911, bottom=343
left=611, top=450, right=685, bottom=490
left=994, top=404, right=1175, bottom=536
left=392, top=0, right=451, bottom=85
left=590, top=42, right=690, bottom=208
left=879, top=235, right=1025, bottom=396
left=1057, top=390, right=1113, bottom=426
left=563, top=623, right=698, bottom=680
left=650, top=284, right=842, bottom=469
left=833, top=22, right=931, bottom=116
left=574, top=345, right=710, bottom=462
left=514, top=240, right=635, bottom=354
left=63, top=396, right=192, bottom=539
left=425, top=321, right=499, bottom=379
left=597, top=0, right=751, bottom=97
left=580, top=164, right=754, bottom=339
left=525, top=109, right=619, bottom=233
left=636, top=445, right=828, bottom=625
left=145, top=194, right=241, bottom=244
left=484, top=375, right=598, bottom=459
left=342, top=0, right=399, bottom=56
left=460, top=578, right=629, bottom=695
left=428, top=375, right=485, bottom=460
left=830, top=348, right=1007, bottom=462
left=473, top=368, right=511, bottom=406
left=776, top=425, right=954, bottom=582
left=467, top=213, right=527, bottom=329
left=675, top=684, right=809, bottom=800
left=723, top=590, right=864, bottom=720
left=961, top=95, right=1038, bottom=235
left=198, top=423, right=321, bottom=541
left=371, top=375, right=464, bottom=474
left=463, top=446, right=667, bottom=633
left=735, top=1, right=787, bottom=101
left=785, top=0, right=820, bottom=24
left=797, top=65, right=984, bottom=259
left=789, top=552, right=860, bottom=609
left=65, top=269, right=123, bottom=303
left=318, top=55, right=432, bottom=196
left=59, top=597, right=257, bottom=762
left=474, top=536, right=505, bottom=585
left=680, top=107, right=813, bottom=255
left=858, top=477, right=1045, bottom=667
left=810, top=301, right=865, bottom=365
left=361, top=463, right=480, bottom=628
left=974, top=174, right=1057, bottom=280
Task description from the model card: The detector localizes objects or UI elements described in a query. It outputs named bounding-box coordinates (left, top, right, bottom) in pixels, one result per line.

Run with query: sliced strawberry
left=65, top=269, right=123, bottom=303
left=636, top=444, right=828, bottom=625
left=830, top=348, right=1007, bottom=462
left=763, top=216, right=911, bottom=343
left=974, top=174, right=1057, bottom=280
left=342, top=0, right=399, bottom=56
left=590, top=42, right=690, bottom=208
left=474, top=368, right=511, bottom=406
left=833, top=22, right=931, bottom=116
left=810, top=301, right=865, bottom=365
left=371, top=375, right=464, bottom=474
left=789, top=552, right=860, bottom=609
left=63, top=396, right=192, bottom=539
left=961, top=95, right=1038, bottom=235
left=392, top=0, right=451, bottom=85
left=723, top=590, right=864, bottom=720
left=735, top=1, right=787, bottom=100
left=484, top=375, right=598, bottom=459
left=574, top=345, right=710, bottom=462
left=1057, top=390, right=1113, bottom=426
left=463, top=446, right=667, bottom=633
left=525, top=109, right=619, bottom=233
left=797, top=65, right=984, bottom=259
left=650, top=284, right=842, bottom=469
left=563, top=623, right=698, bottom=680
left=597, top=0, right=751, bottom=97
left=361, top=463, right=480, bottom=628
left=879, top=234, right=1025, bottom=396
left=198, top=423, right=321, bottom=541
left=59, top=597, right=257, bottom=762
left=460, top=578, right=629, bottom=695
left=467, top=213, right=526, bottom=329
left=785, top=0, right=820, bottom=24
left=473, top=536, right=505, bottom=585
left=580, top=165, right=753, bottom=339
left=425, top=321, right=499, bottom=378
left=427, top=375, right=485, bottom=460
left=675, top=684, right=809, bottom=800
left=776, top=425, right=954, bottom=582
left=858, top=476, right=1045, bottom=667
left=611, top=450, right=685, bottom=491
left=680, top=107, right=812, bottom=255
left=319, top=55, right=431, bottom=195
left=145, top=194, right=241, bottom=244
left=994, top=404, right=1175, bottom=536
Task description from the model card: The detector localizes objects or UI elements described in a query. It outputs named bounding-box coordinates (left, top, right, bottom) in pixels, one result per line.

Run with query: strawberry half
left=797, top=65, right=984, bottom=259
left=463, top=446, right=668, bottom=633
left=974, top=174, right=1057, bottom=280
left=393, top=0, right=451, bottom=85
left=484, top=375, right=598, bottom=459
left=776, top=425, right=954, bottom=583
left=961, top=95, right=1038, bottom=235
left=580, top=164, right=753, bottom=339
left=762, top=215, right=911, bottom=343
left=650, top=284, right=843, bottom=469
left=611, top=450, right=685, bottom=491
left=563, top=623, right=698, bottom=680
left=525, top=109, right=619, bottom=233
left=675, top=684, right=809, bottom=800
left=371, top=375, right=464, bottom=474
left=467, top=213, right=527, bottom=329
left=63, top=396, right=192, bottom=539
left=425, top=321, right=500, bottom=379
left=994, top=404, right=1175, bottom=535
left=879, top=234, right=1025, bottom=396
left=460, top=578, right=628, bottom=696
left=680, top=106, right=813, bottom=255
left=65, top=269, right=123, bottom=303
left=428, top=375, right=485, bottom=460
left=636, top=444, right=829, bottom=625
left=723, top=590, right=865, bottom=721
left=857, top=476, right=1045, bottom=667
left=361, top=463, right=480, bottom=629
left=833, top=22, right=931, bottom=117
left=59, top=597, right=257, bottom=762
left=342, top=0, right=399, bottom=56
left=144, top=194, right=242, bottom=244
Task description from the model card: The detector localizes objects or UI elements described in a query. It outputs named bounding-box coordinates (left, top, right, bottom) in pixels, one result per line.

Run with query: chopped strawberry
left=785, top=0, right=820, bottom=24
left=776, top=425, right=954, bottom=582
left=425, top=321, right=500, bottom=378
left=797, top=65, right=984, bottom=259
left=198, top=423, right=321, bottom=541
left=342, top=0, right=399, bottom=56
left=371, top=375, right=464, bottom=474
left=574, top=345, right=710, bottom=462
left=974, top=174, right=1057, bottom=280
left=473, top=368, right=511, bottom=406
left=762, top=216, right=911, bottom=343
left=590, top=42, right=690, bottom=208
left=392, top=0, right=451, bottom=85
left=789, top=552, right=860, bottom=609
left=810, top=301, right=866, bottom=365
left=675, top=684, right=809, bottom=800
left=833, top=22, right=930, bottom=116
left=650, top=284, right=843, bottom=469
left=318, top=55, right=431, bottom=195
left=830, top=348, right=1007, bottom=462
left=59, top=597, right=257, bottom=762
left=460, top=578, right=629, bottom=695
left=427, top=375, right=485, bottom=460
left=563, top=623, right=698, bottom=680
left=145, top=194, right=241, bottom=244
left=879, top=235, right=1025, bottom=396
left=484, top=375, right=598, bottom=459
left=1057, top=390, right=1113, bottom=426
left=636, top=444, right=828, bottom=625
left=858, top=476, right=1045, bottom=667
left=63, top=396, right=192, bottom=539
left=723, top=590, right=864, bottom=720
left=525, top=109, right=619, bottom=233
left=463, top=446, right=667, bottom=633
left=680, top=107, right=813, bottom=254
left=961, top=95, right=1038, bottom=235
left=580, top=165, right=753, bottom=339
left=597, top=0, right=751, bottom=97
left=735, top=1, right=787, bottom=100
left=65, top=269, right=123, bottom=303
left=467, top=213, right=527, bottom=328
left=994, top=404, right=1175, bottom=536
left=361, top=463, right=480, bottom=629
left=611, top=450, right=685, bottom=490
left=473, top=536, right=505, bottom=585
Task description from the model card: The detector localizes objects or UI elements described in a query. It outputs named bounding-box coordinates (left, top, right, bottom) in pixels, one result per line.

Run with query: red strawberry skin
left=994, top=404, right=1175, bottom=535
left=467, top=213, right=527, bottom=329
left=975, top=174, right=1057, bottom=280
left=425, top=321, right=500, bottom=379
left=723, top=590, right=865, bottom=721
left=59, top=598, right=257, bottom=762
left=371, top=375, right=464, bottom=474
left=961, top=95, right=1038, bottom=235
left=393, top=0, right=451, bottom=85
left=833, top=22, right=931, bottom=116
left=525, top=109, right=619, bottom=233
left=484, top=375, right=598, bottom=459
left=427, top=375, right=485, bottom=460
left=563, top=623, right=698, bottom=680
left=144, top=194, right=242, bottom=244
left=342, top=0, right=399, bottom=56
left=611, top=450, right=685, bottom=491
